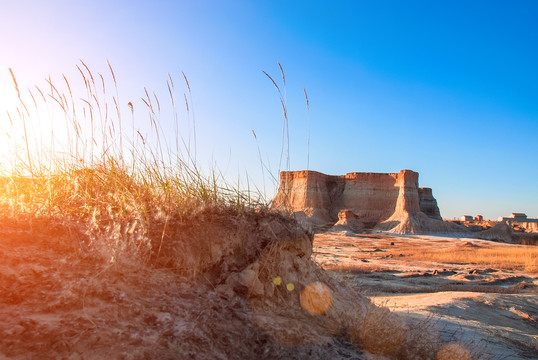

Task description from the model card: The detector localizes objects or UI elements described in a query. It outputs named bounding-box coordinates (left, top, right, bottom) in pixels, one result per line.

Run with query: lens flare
left=286, top=283, right=295, bottom=291
left=436, top=343, right=472, bottom=360
left=300, top=282, right=332, bottom=315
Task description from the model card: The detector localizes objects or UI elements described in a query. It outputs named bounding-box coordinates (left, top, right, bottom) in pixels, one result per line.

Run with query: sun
left=0, top=66, right=104, bottom=175
left=0, top=69, right=70, bottom=174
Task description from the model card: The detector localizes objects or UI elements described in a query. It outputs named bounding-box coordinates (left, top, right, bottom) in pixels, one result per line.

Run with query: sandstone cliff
left=418, top=187, right=442, bottom=220
left=375, top=170, right=464, bottom=234
left=271, top=169, right=452, bottom=234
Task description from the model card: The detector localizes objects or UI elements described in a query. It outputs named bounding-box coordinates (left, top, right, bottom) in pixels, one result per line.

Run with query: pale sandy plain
left=313, top=232, right=538, bottom=360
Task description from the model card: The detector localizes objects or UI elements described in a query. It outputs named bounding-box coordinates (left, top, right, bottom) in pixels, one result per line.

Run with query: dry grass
left=0, top=62, right=264, bottom=271
left=349, top=304, right=409, bottom=356
left=323, top=262, right=393, bottom=273
left=347, top=304, right=486, bottom=360
left=387, top=243, right=538, bottom=273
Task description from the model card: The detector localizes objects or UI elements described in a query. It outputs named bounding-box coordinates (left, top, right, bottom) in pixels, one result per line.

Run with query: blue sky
left=0, top=0, right=537, bottom=219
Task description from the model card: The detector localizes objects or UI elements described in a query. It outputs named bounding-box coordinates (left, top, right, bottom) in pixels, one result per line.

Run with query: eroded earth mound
left=0, top=208, right=480, bottom=359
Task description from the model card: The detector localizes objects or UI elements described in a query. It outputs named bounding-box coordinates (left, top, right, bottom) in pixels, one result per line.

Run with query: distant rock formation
left=418, top=187, right=442, bottom=220
left=475, top=222, right=513, bottom=243
left=519, top=222, right=538, bottom=233
left=271, top=169, right=460, bottom=234
left=497, top=213, right=538, bottom=234
left=331, top=209, right=364, bottom=233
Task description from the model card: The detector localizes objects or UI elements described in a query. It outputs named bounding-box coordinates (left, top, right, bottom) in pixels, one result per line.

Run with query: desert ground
left=314, top=232, right=538, bottom=360
left=2, top=218, right=536, bottom=359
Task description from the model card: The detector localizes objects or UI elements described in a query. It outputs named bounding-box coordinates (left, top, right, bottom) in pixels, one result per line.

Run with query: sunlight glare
left=300, top=282, right=332, bottom=315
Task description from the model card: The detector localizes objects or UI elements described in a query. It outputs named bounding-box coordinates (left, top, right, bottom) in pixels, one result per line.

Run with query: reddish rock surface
left=331, top=209, right=364, bottom=233
left=418, top=187, right=442, bottom=220
left=272, top=169, right=443, bottom=231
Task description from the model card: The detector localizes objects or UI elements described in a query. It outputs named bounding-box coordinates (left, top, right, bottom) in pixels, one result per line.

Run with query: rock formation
left=374, top=170, right=463, bottom=234
left=418, top=187, right=442, bottom=220
left=272, top=169, right=462, bottom=234
left=519, top=222, right=538, bottom=233
left=331, top=209, right=364, bottom=233
left=476, top=221, right=513, bottom=243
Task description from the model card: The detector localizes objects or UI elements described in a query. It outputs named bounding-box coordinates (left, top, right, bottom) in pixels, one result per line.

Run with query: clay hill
left=272, top=170, right=471, bottom=235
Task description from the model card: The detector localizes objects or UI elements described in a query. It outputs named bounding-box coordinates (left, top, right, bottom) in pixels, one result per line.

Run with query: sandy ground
left=2, top=220, right=536, bottom=359
left=313, top=232, right=538, bottom=360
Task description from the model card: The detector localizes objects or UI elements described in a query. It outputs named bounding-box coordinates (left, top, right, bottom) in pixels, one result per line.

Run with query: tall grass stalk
left=252, top=130, right=266, bottom=196
left=277, top=62, right=289, bottom=171
left=182, top=72, right=196, bottom=162
left=304, top=87, right=310, bottom=171
left=263, top=62, right=289, bottom=173
left=0, top=63, right=265, bottom=267
left=8, top=68, right=33, bottom=174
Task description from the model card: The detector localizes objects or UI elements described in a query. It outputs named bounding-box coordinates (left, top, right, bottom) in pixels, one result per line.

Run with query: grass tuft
left=0, top=63, right=265, bottom=270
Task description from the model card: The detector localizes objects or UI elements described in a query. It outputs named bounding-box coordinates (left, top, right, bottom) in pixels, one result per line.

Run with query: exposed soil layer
left=0, top=216, right=368, bottom=360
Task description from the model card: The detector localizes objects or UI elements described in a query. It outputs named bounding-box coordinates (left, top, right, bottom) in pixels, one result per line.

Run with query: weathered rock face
left=520, top=222, right=538, bottom=233
left=418, top=188, right=442, bottom=220
left=271, top=171, right=336, bottom=226
left=272, top=169, right=443, bottom=230
left=387, top=169, right=421, bottom=218
left=331, top=209, right=364, bottom=233
left=337, top=172, right=401, bottom=223
left=476, top=222, right=513, bottom=243
left=506, top=221, right=538, bottom=233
